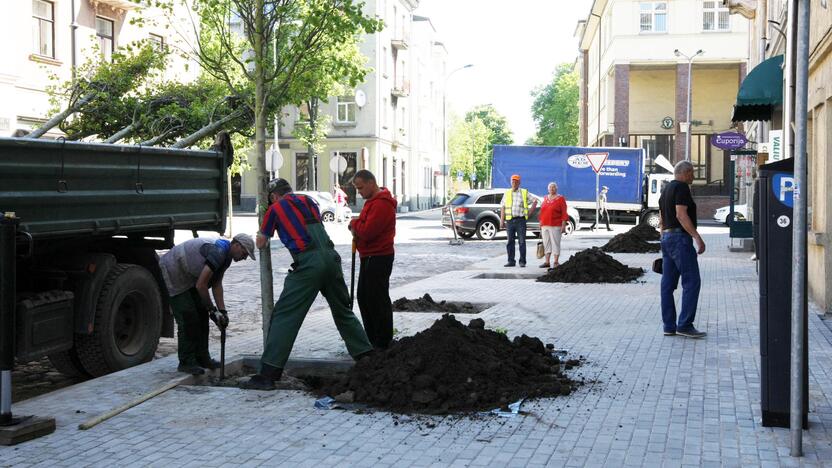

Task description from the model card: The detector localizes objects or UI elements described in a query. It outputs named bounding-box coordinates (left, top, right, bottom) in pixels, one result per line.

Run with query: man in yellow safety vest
left=499, top=174, right=538, bottom=267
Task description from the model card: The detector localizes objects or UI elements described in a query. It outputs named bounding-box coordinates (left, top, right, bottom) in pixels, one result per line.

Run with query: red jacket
left=349, top=188, right=397, bottom=257
left=539, top=195, right=569, bottom=227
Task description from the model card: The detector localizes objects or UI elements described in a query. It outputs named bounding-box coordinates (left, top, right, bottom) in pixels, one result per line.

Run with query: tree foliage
left=529, top=63, right=579, bottom=146
left=464, top=104, right=513, bottom=147
left=449, top=115, right=493, bottom=188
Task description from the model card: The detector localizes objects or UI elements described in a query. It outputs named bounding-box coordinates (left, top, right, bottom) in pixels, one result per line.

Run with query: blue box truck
left=491, top=145, right=674, bottom=227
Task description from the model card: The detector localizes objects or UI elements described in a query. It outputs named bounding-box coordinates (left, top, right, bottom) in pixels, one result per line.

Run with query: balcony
left=392, top=80, right=411, bottom=98
left=89, top=0, right=139, bottom=10
left=391, top=33, right=410, bottom=50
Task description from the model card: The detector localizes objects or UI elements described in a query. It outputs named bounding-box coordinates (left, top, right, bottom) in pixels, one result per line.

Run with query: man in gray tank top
left=159, top=233, right=256, bottom=374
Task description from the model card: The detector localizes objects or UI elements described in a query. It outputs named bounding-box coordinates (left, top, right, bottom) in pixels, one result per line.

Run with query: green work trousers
left=169, top=288, right=210, bottom=366
left=261, top=224, right=373, bottom=370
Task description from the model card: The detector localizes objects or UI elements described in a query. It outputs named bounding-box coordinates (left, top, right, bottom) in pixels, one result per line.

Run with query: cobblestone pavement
left=6, top=220, right=832, bottom=467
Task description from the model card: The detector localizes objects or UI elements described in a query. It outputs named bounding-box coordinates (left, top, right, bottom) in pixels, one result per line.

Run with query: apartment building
left=0, top=0, right=198, bottom=138
left=577, top=0, right=749, bottom=189
left=236, top=0, right=447, bottom=212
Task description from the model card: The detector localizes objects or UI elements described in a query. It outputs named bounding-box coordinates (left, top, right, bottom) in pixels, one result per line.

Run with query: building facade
left=0, top=0, right=198, bottom=138
left=236, top=0, right=447, bottom=212
left=577, top=0, right=749, bottom=191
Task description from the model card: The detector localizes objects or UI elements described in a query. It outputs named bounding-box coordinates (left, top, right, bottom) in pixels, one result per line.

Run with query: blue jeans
left=660, top=232, right=701, bottom=332
left=506, top=218, right=527, bottom=265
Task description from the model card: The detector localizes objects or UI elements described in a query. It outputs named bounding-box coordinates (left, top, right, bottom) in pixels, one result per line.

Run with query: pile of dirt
left=316, top=314, right=579, bottom=414
left=631, top=223, right=661, bottom=241
left=393, top=293, right=482, bottom=314
left=537, top=247, right=643, bottom=283
left=601, top=233, right=660, bottom=254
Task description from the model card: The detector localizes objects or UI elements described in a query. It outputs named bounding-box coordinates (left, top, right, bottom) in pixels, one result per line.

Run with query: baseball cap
left=233, top=233, right=256, bottom=260
left=511, top=174, right=521, bottom=181
left=267, top=178, right=292, bottom=196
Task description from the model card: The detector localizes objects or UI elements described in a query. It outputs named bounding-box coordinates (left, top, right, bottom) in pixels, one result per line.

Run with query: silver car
left=441, top=188, right=581, bottom=240
left=295, top=191, right=352, bottom=222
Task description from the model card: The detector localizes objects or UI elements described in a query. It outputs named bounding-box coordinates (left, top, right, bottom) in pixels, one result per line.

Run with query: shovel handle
left=220, top=328, right=226, bottom=380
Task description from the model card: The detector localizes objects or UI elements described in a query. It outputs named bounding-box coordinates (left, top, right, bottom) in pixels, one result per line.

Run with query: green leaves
left=529, top=63, right=579, bottom=146
left=449, top=115, right=493, bottom=188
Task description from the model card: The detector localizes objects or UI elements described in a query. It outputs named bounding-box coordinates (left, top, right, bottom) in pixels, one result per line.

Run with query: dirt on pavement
left=314, top=314, right=580, bottom=414
left=392, top=293, right=486, bottom=314
left=537, top=247, right=644, bottom=283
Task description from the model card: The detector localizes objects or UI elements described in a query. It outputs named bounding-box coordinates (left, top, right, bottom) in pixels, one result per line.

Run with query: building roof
left=577, top=0, right=609, bottom=51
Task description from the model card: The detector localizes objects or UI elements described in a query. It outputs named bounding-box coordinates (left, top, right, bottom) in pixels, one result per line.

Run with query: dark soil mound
left=537, top=247, right=643, bottom=283
left=317, top=314, right=578, bottom=414
left=631, top=223, right=661, bottom=241
left=601, top=232, right=660, bottom=253
left=393, top=293, right=481, bottom=314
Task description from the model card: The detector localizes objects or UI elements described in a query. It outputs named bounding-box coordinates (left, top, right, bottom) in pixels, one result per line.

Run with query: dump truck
left=491, top=145, right=675, bottom=227
left=0, top=136, right=230, bottom=378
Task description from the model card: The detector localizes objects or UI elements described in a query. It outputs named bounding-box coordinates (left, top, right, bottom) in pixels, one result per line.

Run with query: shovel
left=350, top=240, right=357, bottom=310
left=219, top=327, right=226, bottom=380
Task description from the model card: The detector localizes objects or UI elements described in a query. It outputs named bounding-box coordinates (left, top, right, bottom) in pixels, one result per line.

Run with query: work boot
left=355, top=349, right=378, bottom=361
left=197, top=358, right=221, bottom=370
left=240, top=364, right=283, bottom=390
left=177, top=363, right=205, bottom=375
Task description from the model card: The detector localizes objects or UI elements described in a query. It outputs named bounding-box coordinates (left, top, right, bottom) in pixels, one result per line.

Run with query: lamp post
left=442, top=64, right=473, bottom=204
left=674, top=48, right=704, bottom=162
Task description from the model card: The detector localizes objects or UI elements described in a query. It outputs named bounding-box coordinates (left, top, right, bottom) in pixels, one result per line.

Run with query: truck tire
left=643, top=211, right=661, bottom=228
left=476, top=219, right=498, bottom=240
left=76, top=264, right=162, bottom=377
left=48, top=347, right=90, bottom=378
left=564, top=219, right=576, bottom=236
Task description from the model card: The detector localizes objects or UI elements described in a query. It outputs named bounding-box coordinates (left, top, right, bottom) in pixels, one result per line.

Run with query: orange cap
left=511, top=174, right=521, bottom=181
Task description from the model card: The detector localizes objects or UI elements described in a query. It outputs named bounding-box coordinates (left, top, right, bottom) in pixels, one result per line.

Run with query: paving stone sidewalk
left=4, top=230, right=832, bottom=467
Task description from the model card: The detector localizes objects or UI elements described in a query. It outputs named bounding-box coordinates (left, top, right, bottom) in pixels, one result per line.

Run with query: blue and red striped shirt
left=260, top=194, right=322, bottom=254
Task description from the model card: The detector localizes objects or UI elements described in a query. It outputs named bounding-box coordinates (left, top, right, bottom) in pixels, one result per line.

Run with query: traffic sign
left=329, top=154, right=348, bottom=174
left=586, top=152, right=608, bottom=174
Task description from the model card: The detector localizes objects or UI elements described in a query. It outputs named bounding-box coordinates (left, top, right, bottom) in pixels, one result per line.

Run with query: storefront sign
left=711, top=132, right=748, bottom=150
left=769, top=130, right=783, bottom=162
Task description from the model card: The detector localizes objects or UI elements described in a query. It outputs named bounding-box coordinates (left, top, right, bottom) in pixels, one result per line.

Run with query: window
left=382, top=46, right=388, bottom=76
left=337, top=152, right=358, bottom=202
left=383, top=157, right=388, bottom=187
left=639, top=2, right=667, bottom=33
left=382, top=97, right=388, bottom=129
left=32, top=0, right=54, bottom=58
left=476, top=194, right=497, bottom=205
left=149, top=34, right=165, bottom=52
left=336, top=96, right=356, bottom=123
left=295, top=152, right=316, bottom=191
left=702, top=1, right=729, bottom=31
left=96, top=17, right=115, bottom=61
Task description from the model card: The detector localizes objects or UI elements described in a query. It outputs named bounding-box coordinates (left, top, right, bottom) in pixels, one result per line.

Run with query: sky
left=413, top=0, right=594, bottom=144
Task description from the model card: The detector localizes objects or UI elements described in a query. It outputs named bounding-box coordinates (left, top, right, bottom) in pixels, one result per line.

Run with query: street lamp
left=674, top=48, right=704, bottom=162
left=442, top=64, right=474, bottom=204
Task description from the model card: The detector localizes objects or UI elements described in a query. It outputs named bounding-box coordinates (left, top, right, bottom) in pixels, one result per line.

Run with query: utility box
left=757, top=157, right=808, bottom=428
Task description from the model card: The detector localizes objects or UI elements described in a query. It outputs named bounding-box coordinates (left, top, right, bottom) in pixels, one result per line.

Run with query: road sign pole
left=595, top=172, right=600, bottom=230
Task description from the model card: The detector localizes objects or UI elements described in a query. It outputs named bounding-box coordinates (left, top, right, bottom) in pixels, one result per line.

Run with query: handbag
left=536, top=241, right=545, bottom=259
left=652, top=258, right=663, bottom=274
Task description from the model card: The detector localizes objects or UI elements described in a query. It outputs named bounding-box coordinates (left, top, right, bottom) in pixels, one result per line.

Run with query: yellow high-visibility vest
left=503, top=188, right=529, bottom=220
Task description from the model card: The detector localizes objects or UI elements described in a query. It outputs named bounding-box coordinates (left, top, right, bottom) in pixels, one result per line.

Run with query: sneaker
left=663, top=330, right=676, bottom=336
left=177, top=363, right=205, bottom=375
left=504, top=262, right=516, bottom=267
left=677, top=327, right=706, bottom=338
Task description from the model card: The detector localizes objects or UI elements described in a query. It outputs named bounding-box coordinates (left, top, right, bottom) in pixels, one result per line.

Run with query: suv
left=295, top=191, right=352, bottom=222
left=441, top=189, right=581, bottom=240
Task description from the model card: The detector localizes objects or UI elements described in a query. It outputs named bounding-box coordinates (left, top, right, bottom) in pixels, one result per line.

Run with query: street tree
left=529, top=63, right=579, bottom=146
left=464, top=104, right=513, bottom=147
left=449, top=115, right=493, bottom=189
left=141, top=0, right=381, bottom=340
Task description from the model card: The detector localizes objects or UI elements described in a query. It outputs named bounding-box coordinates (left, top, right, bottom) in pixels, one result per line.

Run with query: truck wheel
left=76, top=264, right=162, bottom=377
left=321, top=211, right=336, bottom=222
left=48, top=348, right=90, bottom=378
left=476, top=219, right=498, bottom=240
left=644, top=212, right=661, bottom=228
left=564, top=219, right=576, bottom=236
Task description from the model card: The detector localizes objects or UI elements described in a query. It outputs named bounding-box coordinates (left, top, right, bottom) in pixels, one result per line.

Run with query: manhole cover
left=472, top=272, right=539, bottom=280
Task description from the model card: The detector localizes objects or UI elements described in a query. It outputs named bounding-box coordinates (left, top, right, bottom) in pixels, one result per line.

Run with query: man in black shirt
left=658, top=160, right=706, bottom=338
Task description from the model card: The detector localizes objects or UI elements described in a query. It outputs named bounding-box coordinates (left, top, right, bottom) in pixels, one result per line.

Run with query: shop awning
left=731, top=55, right=784, bottom=122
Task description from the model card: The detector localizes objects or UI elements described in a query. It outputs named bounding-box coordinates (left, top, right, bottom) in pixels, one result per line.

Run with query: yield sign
left=586, top=152, right=609, bottom=174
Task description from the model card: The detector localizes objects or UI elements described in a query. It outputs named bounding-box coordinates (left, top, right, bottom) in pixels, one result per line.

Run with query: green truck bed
left=0, top=137, right=227, bottom=240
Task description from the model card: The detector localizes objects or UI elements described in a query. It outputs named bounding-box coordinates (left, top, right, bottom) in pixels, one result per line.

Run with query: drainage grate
left=471, top=272, right=540, bottom=280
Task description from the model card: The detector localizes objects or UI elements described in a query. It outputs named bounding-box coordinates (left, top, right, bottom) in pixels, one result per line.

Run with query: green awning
left=732, top=55, right=784, bottom=122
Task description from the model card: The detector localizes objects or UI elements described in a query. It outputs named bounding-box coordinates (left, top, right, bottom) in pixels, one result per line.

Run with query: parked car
left=295, top=191, right=352, bottom=222
left=441, top=189, right=581, bottom=240
left=713, top=204, right=748, bottom=225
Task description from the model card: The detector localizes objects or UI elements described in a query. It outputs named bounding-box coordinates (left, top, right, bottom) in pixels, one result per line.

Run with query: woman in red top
left=538, top=182, right=569, bottom=269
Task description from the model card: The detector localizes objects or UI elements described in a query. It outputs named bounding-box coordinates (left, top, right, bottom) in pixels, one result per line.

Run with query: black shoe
left=177, top=363, right=205, bottom=375
left=197, top=358, right=221, bottom=370
left=504, top=262, right=516, bottom=267
left=607, top=228, right=613, bottom=231
left=677, top=327, right=706, bottom=338
left=663, top=330, right=676, bottom=336
left=519, top=262, right=526, bottom=268
left=240, top=374, right=277, bottom=390
left=355, top=349, right=378, bottom=361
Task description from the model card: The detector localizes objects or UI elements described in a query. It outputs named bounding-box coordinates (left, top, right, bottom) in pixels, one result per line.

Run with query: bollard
left=0, top=213, right=17, bottom=426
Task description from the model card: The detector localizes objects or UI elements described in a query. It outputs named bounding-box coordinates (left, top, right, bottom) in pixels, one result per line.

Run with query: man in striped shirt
left=242, top=178, right=373, bottom=390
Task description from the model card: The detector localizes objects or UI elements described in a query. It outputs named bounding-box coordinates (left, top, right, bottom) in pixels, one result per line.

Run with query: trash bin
left=757, top=157, right=808, bottom=428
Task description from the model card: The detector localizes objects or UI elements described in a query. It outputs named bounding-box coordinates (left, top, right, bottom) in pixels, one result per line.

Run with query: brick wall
left=694, top=195, right=730, bottom=222
left=614, top=64, right=630, bottom=146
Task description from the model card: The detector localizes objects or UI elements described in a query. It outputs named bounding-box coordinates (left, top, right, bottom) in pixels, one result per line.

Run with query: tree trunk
left=254, top=1, right=275, bottom=346
left=103, top=123, right=135, bottom=144
left=307, top=98, right=318, bottom=190
left=171, top=108, right=246, bottom=149
left=27, top=92, right=96, bottom=139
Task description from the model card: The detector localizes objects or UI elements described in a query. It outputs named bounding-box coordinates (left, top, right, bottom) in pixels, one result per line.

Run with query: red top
left=349, top=188, right=397, bottom=257
left=539, top=195, right=569, bottom=227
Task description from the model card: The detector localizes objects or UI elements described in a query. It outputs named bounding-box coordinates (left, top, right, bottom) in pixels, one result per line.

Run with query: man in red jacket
left=349, top=169, right=397, bottom=349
